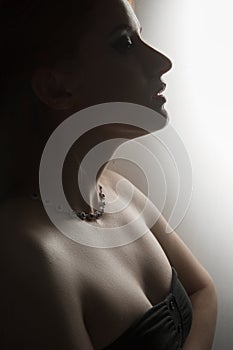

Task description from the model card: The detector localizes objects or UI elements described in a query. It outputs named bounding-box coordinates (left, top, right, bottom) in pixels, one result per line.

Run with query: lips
left=149, top=82, right=167, bottom=117
left=153, top=82, right=166, bottom=99
left=150, top=82, right=166, bottom=107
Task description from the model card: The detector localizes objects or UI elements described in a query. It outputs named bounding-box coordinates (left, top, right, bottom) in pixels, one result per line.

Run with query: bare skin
left=14, top=0, right=172, bottom=210
left=1, top=167, right=217, bottom=350
left=1, top=168, right=172, bottom=349
left=1, top=1, right=217, bottom=349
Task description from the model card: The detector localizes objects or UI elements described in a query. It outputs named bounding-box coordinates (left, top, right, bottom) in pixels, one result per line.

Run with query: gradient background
left=109, top=1, right=233, bottom=348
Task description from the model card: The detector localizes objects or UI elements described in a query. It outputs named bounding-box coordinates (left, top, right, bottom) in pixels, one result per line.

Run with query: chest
left=46, top=182, right=172, bottom=349
left=71, top=230, right=172, bottom=349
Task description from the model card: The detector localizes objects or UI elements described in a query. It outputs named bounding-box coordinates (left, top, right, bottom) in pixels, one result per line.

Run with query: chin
left=158, top=106, right=170, bottom=125
left=146, top=103, right=170, bottom=132
left=124, top=103, right=169, bottom=137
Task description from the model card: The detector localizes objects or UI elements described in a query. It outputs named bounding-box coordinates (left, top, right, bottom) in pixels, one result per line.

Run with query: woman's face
left=33, top=0, right=172, bottom=139
left=59, top=0, right=172, bottom=116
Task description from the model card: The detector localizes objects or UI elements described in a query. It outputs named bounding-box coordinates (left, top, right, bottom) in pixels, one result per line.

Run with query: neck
left=62, top=142, right=115, bottom=215
left=8, top=126, right=124, bottom=218
left=62, top=151, right=104, bottom=215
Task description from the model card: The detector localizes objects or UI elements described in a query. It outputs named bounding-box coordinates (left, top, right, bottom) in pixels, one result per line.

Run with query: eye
left=112, top=34, right=135, bottom=53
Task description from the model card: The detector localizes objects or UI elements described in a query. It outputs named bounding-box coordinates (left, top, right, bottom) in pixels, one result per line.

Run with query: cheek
left=101, top=65, right=147, bottom=95
left=80, top=54, right=148, bottom=102
left=109, top=59, right=148, bottom=95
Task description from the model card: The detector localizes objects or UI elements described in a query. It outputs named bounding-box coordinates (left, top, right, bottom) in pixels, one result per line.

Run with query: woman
left=0, top=0, right=217, bottom=349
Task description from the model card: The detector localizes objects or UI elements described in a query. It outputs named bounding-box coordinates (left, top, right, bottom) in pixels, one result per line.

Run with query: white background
left=115, top=0, right=233, bottom=348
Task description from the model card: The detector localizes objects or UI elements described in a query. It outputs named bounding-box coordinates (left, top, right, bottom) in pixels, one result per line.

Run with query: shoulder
left=101, top=167, right=147, bottom=199
left=101, top=167, right=156, bottom=216
left=0, top=199, right=94, bottom=349
left=102, top=168, right=214, bottom=295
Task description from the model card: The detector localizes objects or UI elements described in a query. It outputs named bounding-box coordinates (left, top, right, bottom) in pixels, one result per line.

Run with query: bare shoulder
left=103, top=168, right=215, bottom=295
left=102, top=167, right=149, bottom=199
left=102, top=167, right=156, bottom=213
left=0, top=199, right=94, bottom=350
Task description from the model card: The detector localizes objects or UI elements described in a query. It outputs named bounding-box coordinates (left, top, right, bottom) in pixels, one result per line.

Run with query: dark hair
left=0, top=0, right=135, bottom=104
left=0, top=0, right=96, bottom=104
left=0, top=0, right=135, bottom=199
left=0, top=0, right=96, bottom=199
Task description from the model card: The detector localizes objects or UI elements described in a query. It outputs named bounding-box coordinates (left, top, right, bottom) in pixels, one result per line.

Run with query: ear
left=31, top=68, right=80, bottom=110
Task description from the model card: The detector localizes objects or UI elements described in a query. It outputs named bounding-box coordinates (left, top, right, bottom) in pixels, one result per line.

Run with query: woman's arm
left=183, top=281, right=217, bottom=350
left=105, top=170, right=218, bottom=348
left=150, top=210, right=218, bottom=349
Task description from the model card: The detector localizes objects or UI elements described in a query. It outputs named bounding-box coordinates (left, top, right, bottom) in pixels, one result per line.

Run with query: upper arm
left=149, top=208, right=215, bottom=295
left=103, top=168, right=214, bottom=295
left=0, top=231, right=94, bottom=350
left=113, top=172, right=215, bottom=296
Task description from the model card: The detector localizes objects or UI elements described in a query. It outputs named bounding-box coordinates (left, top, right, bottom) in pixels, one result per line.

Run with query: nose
left=141, top=40, right=172, bottom=78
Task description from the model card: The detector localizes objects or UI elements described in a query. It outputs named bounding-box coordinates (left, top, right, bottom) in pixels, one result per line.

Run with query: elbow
left=202, top=274, right=218, bottom=307
left=189, top=276, right=218, bottom=316
left=207, top=277, right=218, bottom=311
left=199, top=275, right=218, bottom=307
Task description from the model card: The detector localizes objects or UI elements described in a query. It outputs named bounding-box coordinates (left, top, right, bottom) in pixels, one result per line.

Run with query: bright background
left=113, top=0, right=233, bottom=348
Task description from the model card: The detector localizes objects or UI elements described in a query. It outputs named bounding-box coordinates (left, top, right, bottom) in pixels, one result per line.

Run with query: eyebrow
left=110, top=24, right=142, bottom=37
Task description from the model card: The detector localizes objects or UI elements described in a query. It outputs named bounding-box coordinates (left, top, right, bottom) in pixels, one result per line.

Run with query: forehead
left=83, top=0, right=140, bottom=38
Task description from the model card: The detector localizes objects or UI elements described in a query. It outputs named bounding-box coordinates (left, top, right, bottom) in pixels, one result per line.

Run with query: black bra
left=102, top=267, right=193, bottom=350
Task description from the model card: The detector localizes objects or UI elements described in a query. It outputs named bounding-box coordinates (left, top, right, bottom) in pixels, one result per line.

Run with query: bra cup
left=172, top=276, right=193, bottom=344
left=102, top=267, right=193, bottom=350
